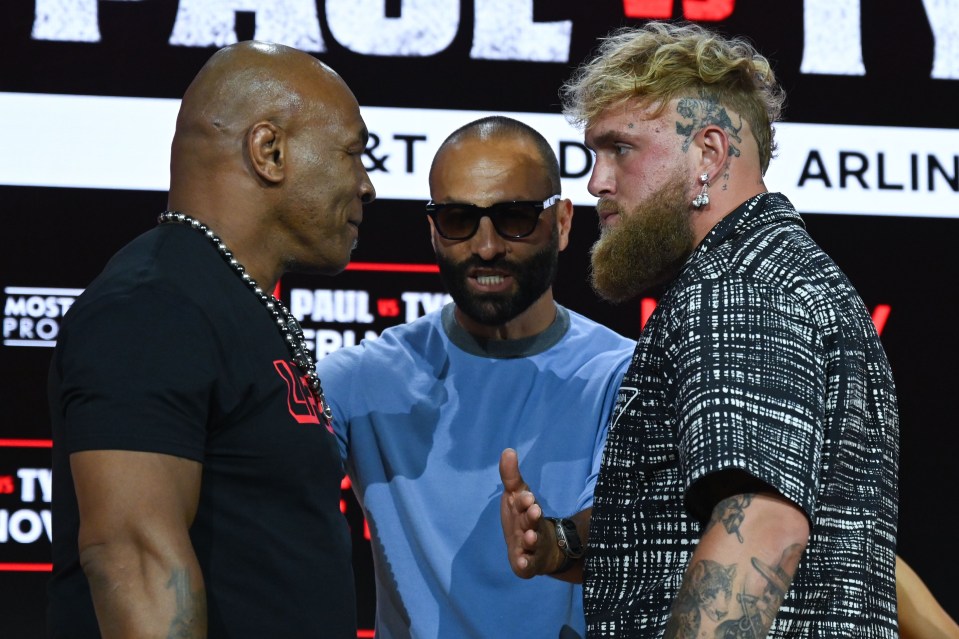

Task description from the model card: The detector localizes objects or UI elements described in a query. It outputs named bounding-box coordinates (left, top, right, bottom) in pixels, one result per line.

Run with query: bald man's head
left=171, top=42, right=347, bottom=178
left=430, top=116, right=561, bottom=196
left=165, top=41, right=375, bottom=284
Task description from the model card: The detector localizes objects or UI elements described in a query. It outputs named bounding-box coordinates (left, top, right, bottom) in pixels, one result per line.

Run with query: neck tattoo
left=158, top=210, right=333, bottom=427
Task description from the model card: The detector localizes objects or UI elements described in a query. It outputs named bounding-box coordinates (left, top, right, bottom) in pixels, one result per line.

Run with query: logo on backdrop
left=2, top=287, right=83, bottom=348
left=290, top=287, right=451, bottom=358
left=1, top=95, right=956, bottom=217
left=28, top=0, right=959, bottom=80
left=0, top=282, right=453, bottom=355
left=0, top=466, right=52, bottom=547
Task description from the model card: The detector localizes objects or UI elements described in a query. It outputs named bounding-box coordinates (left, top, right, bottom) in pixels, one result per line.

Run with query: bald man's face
left=428, top=136, right=568, bottom=326
left=279, top=73, right=375, bottom=275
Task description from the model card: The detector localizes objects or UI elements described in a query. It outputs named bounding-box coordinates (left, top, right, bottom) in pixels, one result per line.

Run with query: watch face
left=556, top=518, right=584, bottom=558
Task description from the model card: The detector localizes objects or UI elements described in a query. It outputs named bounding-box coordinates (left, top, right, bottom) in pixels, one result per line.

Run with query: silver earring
left=692, top=173, right=710, bottom=208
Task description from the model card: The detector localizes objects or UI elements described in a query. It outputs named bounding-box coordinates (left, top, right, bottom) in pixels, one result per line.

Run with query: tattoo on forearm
left=675, top=92, right=744, bottom=159
left=666, top=543, right=803, bottom=638
left=706, top=494, right=754, bottom=543
left=166, top=568, right=205, bottom=639
left=712, top=544, right=803, bottom=638
left=665, top=559, right=737, bottom=638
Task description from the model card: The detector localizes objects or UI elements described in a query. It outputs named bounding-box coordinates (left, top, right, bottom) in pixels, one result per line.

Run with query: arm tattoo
left=665, top=559, right=737, bottom=638
left=675, top=92, right=744, bottom=158
left=166, top=568, right=205, bottom=639
left=706, top=494, right=755, bottom=543
left=713, top=544, right=804, bottom=638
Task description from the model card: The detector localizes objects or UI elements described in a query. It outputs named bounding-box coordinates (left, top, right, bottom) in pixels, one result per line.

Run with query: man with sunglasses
left=316, top=115, right=633, bottom=638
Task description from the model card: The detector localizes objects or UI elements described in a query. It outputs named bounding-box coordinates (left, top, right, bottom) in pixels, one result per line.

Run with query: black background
left=1, top=1, right=957, bottom=636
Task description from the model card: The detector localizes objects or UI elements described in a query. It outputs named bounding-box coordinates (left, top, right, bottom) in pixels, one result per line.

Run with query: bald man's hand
left=499, top=448, right=554, bottom=579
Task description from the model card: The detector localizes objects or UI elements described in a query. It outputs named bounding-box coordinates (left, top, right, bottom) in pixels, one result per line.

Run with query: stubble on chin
left=436, top=226, right=559, bottom=326
left=589, top=175, right=695, bottom=303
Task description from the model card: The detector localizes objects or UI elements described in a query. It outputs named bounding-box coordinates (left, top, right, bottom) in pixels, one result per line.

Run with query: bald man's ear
left=556, top=198, right=574, bottom=252
left=426, top=214, right=439, bottom=254
left=248, top=121, right=285, bottom=184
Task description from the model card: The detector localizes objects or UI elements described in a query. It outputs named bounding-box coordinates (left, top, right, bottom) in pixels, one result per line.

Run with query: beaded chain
left=158, top=210, right=333, bottom=426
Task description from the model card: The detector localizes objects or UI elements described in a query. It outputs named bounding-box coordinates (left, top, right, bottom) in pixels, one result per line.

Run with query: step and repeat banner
left=2, top=1, right=958, bottom=635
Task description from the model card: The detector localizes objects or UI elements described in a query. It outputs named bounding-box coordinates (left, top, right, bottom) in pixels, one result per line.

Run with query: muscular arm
left=664, top=490, right=809, bottom=638
left=499, top=448, right=590, bottom=583
left=72, top=449, right=205, bottom=638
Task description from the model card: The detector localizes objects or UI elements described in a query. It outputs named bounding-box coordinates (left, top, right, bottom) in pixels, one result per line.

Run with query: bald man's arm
left=72, top=450, right=206, bottom=638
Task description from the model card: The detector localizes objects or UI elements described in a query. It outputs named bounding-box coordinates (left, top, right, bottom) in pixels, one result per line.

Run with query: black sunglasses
left=426, top=195, right=561, bottom=240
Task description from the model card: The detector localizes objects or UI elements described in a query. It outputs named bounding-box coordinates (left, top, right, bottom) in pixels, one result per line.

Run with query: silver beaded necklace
left=158, top=210, right=333, bottom=427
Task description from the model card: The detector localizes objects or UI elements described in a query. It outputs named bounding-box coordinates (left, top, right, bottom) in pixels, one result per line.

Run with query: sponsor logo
left=3, top=96, right=956, bottom=218
left=3, top=287, right=83, bottom=348
left=766, top=123, right=959, bottom=218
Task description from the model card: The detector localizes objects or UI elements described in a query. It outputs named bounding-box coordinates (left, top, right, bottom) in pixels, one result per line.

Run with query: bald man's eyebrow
left=360, top=127, right=370, bottom=148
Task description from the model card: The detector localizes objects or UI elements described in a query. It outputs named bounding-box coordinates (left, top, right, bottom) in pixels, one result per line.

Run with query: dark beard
left=436, top=225, right=559, bottom=326
left=589, top=171, right=695, bottom=303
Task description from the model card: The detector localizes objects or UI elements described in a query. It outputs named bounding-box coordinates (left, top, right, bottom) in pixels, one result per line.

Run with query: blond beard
left=589, top=171, right=695, bottom=303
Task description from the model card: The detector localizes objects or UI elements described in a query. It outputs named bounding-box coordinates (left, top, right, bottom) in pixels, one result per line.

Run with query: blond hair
left=561, top=22, right=785, bottom=173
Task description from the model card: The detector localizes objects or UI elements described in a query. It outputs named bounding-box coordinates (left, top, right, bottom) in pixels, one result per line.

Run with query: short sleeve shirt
left=48, top=225, right=356, bottom=638
left=583, top=193, right=899, bottom=637
left=317, top=304, right=634, bottom=639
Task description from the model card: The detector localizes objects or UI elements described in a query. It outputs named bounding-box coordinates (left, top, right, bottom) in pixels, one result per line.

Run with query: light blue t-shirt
left=318, top=303, right=633, bottom=639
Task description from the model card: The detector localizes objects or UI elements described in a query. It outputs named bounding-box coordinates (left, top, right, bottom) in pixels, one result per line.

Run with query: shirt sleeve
left=53, top=287, right=217, bottom=462
left=315, top=346, right=360, bottom=463
left=673, top=275, right=826, bottom=521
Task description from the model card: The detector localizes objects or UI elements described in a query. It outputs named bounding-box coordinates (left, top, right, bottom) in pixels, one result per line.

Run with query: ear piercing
left=692, top=173, right=710, bottom=208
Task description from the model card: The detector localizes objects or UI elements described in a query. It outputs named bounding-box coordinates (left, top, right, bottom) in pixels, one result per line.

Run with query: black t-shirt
left=48, top=224, right=355, bottom=638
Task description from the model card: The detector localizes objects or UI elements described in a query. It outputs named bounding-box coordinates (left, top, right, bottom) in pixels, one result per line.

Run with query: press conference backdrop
left=2, top=1, right=957, bottom=636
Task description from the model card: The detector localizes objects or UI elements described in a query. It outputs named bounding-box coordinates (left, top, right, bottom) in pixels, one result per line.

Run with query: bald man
left=48, top=42, right=374, bottom=638
left=316, top=116, right=632, bottom=638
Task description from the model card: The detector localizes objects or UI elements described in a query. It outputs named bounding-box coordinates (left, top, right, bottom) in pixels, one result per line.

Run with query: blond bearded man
left=501, top=22, right=898, bottom=638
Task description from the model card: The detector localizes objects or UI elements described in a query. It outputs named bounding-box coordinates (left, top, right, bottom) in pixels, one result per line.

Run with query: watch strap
left=545, top=517, right=584, bottom=574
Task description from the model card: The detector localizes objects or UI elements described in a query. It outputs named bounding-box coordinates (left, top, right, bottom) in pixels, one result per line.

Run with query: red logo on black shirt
left=273, top=360, right=321, bottom=426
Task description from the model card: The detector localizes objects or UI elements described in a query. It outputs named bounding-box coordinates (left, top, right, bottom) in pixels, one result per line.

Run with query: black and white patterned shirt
left=584, top=193, right=899, bottom=637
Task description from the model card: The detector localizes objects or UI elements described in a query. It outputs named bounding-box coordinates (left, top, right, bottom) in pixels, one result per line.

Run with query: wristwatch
left=545, top=517, right=584, bottom=573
